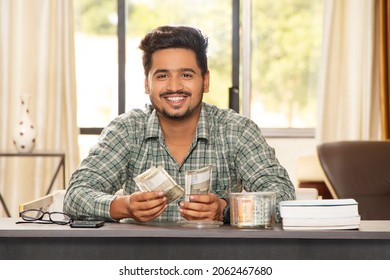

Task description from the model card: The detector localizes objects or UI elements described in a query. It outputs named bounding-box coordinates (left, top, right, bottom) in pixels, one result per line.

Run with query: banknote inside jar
left=229, top=192, right=276, bottom=228
left=178, top=165, right=221, bottom=228
left=184, top=165, right=212, bottom=201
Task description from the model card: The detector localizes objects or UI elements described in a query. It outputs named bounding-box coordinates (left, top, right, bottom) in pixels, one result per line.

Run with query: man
left=63, top=25, right=295, bottom=223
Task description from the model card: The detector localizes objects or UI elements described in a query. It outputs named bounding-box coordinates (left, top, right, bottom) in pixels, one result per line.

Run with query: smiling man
left=63, top=26, right=295, bottom=223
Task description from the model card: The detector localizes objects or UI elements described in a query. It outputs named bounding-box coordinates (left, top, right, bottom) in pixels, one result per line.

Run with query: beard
left=150, top=90, right=204, bottom=121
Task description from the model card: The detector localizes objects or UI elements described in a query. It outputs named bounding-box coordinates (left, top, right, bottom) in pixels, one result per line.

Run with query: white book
left=282, top=215, right=361, bottom=227
left=279, top=199, right=359, bottom=219
left=282, top=224, right=360, bottom=231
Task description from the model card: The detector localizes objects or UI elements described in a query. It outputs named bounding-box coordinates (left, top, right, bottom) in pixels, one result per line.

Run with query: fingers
left=179, top=194, right=221, bottom=221
left=133, top=204, right=168, bottom=222
left=129, top=191, right=168, bottom=222
left=188, top=193, right=218, bottom=204
left=132, top=191, right=165, bottom=202
left=123, top=192, right=224, bottom=222
left=131, top=191, right=166, bottom=210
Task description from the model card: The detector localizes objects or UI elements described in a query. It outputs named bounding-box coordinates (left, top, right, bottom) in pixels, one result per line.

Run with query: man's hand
left=110, top=191, right=167, bottom=222
left=179, top=193, right=227, bottom=221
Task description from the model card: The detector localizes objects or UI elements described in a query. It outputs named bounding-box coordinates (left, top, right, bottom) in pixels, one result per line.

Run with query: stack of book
left=279, top=198, right=361, bottom=230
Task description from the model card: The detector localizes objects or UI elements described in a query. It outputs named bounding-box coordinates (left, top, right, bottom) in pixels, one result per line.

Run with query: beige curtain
left=316, top=0, right=381, bottom=143
left=0, top=0, right=79, bottom=217
left=379, top=0, right=390, bottom=139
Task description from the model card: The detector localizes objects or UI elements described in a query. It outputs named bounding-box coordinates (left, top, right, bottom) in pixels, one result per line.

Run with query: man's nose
left=166, top=77, right=184, bottom=92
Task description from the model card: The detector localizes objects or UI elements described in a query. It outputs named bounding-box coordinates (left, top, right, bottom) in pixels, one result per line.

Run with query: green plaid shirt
left=64, top=103, right=295, bottom=221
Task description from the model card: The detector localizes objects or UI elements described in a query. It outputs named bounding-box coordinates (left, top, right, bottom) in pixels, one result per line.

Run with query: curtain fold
left=0, top=0, right=79, bottom=217
left=316, top=0, right=381, bottom=143
left=379, top=0, right=390, bottom=140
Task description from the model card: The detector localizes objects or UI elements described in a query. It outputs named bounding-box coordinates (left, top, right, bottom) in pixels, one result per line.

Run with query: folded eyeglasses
left=16, top=209, right=73, bottom=225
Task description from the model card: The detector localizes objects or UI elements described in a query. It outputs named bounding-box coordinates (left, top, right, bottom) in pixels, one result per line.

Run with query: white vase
left=12, top=94, right=37, bottom=153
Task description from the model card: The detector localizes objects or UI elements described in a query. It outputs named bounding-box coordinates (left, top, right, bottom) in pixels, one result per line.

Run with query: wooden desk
left=1, top=219, right=390, bottom=259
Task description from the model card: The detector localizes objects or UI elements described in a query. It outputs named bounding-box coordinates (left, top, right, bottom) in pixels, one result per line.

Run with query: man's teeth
left=166, top=96, right=185, bottom=101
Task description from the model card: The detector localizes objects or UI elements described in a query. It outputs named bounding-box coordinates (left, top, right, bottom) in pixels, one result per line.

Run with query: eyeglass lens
left=21, top=209, right=44, bottom=221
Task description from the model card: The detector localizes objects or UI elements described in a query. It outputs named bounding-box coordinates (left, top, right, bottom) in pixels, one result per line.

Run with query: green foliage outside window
left=251, top=0, right=322, bottom=127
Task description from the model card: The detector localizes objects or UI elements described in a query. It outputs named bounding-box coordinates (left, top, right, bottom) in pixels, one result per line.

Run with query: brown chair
left=317, top=141, right=390, bottom=220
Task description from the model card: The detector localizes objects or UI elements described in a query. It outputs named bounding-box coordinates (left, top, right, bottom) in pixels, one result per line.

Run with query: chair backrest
left=317, top=141, right=390, bottom=220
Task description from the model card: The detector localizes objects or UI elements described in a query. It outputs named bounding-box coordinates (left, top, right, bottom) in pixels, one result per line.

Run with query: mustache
left=160, top=90, right=191, bottom=97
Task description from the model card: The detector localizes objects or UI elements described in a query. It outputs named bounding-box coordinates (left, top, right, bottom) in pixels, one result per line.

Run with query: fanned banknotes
left=133, top=166, right=184, bottom=203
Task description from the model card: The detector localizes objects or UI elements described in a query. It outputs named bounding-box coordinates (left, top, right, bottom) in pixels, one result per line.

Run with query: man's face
left=145, top=48, right=209, bottom=121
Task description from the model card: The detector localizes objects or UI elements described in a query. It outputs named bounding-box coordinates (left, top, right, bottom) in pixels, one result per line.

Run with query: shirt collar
left=196, top=103, right=209, bottom=141
left=145, top=105, right=161, bottom=139
left=144, top=103, right=210, bottom=142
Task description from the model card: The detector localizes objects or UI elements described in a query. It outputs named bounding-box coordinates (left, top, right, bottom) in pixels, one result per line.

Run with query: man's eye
left=157, top=74, right=168, bottom=79
left=182, top=73, right=193, bottom=78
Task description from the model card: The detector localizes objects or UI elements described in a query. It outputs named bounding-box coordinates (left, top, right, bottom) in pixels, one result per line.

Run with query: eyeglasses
left=16, top=209, right=73, bottom=225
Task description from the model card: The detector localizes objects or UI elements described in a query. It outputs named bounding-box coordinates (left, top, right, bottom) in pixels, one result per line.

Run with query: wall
left=266, top=137, right=317, bottom=187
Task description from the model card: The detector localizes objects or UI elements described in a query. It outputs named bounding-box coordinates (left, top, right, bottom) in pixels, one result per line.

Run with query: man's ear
left=144, top=78, right=150, bottom=94
left=203, top=70, right=210, bottom=93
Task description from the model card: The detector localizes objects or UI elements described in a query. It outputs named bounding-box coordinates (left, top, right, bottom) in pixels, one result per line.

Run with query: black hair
left=139, top=25, right=209, bottom=76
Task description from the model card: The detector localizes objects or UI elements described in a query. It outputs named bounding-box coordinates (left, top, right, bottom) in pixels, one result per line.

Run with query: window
left=73, top=0, right=118, bottom=157
left=74, top=0, right=118, bottom=128
left=74, top=0, right=322, bottom=158
left=249, top=0, right=323, bottom=136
